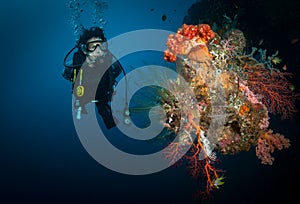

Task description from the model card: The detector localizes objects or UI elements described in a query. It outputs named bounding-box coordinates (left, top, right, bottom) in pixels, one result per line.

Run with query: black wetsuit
left=71, top=51, right=122, bottom=129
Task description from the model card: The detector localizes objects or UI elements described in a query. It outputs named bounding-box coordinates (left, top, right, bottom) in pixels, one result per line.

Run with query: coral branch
left=185, top=127, right=221, bottom=196
left=163, top=142, right=187, bottom=165
left=244, top=65, right=299, bottom=119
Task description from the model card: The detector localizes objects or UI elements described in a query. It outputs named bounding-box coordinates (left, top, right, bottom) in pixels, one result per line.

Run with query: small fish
left=150, top=8, right=154, bottom=12
left=258, top=39, right=264, bottom=46
left=289, top=84, right=295, bottom=91
left=282, top=64, right=287, bottom=70
left=271, top=56, right=282, bottom=65
left=213, top=176, right=225, bottom=189
left=162, top=14, right=167, bottom=21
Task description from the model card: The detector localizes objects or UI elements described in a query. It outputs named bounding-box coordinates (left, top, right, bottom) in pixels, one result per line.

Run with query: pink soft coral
left=256, top=130, right=291, bottom=165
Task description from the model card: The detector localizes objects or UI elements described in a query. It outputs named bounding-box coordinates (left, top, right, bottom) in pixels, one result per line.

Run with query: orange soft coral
left=238, top=103, right=250, bottom=116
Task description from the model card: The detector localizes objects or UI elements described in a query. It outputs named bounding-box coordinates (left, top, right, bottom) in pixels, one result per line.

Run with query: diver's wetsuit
left=72, top=51, right=122, bottom=129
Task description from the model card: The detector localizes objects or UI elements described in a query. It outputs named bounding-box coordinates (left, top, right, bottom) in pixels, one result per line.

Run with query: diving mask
left=82, top=40, right=108, bottom=52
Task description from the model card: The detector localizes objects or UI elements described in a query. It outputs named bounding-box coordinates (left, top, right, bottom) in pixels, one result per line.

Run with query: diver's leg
left=96, top=101, right=116, bottom=129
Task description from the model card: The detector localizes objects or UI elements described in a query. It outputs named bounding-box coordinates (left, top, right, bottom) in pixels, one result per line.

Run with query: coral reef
left=160, top=23, right=297, bottom=197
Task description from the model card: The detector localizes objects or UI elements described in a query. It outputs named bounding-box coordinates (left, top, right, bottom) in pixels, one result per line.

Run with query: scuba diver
left=63, top=27, right=125, bottom=129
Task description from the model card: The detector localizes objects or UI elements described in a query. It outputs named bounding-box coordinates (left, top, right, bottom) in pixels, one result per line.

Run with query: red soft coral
left=164, top=24, right=215, bottom=62
left=197, top=24, right=215, bottom=43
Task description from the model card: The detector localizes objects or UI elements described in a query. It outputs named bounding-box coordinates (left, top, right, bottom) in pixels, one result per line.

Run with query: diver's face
left=85, top=37, right=107, bottom=63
